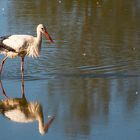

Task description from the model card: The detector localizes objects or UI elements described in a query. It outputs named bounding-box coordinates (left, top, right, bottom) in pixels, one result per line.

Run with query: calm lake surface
left=0, top=0, right=140, bottom=140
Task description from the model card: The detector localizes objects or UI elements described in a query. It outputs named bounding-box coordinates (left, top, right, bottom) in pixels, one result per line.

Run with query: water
left=0, top=0, right=140, bottom=139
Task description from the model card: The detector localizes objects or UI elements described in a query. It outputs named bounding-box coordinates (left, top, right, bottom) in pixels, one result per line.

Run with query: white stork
left=0, top=24, right=54, bottom=78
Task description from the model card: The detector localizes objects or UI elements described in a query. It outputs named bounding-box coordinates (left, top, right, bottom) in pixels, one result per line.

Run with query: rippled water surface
left=0, top=0, right=140, bottom=140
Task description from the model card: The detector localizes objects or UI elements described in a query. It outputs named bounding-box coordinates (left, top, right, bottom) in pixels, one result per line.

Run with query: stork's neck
left=36, top=30, right=42, bottom=46
left=27, top=30, right=42, bottom=57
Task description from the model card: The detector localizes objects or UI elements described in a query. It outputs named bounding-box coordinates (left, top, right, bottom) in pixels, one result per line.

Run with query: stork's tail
left=0, top=35, right=16, bottom=53
left=0, top=44, right=16, bottom=52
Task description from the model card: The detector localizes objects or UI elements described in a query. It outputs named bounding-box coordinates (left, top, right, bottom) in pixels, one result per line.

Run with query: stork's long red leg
left=0, top=56, right=8, bottom=74
left=21, top=74, right=25, bottom=99
left=0, top=80, right=8, bottom=98
left=21, top=57, right=24, bottom=79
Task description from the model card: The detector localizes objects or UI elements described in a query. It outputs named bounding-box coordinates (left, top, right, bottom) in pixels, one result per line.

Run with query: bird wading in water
left=0, top=24, right=54, bottom=78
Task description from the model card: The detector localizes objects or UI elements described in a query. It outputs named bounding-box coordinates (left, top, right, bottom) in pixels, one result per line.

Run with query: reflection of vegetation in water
left=6, top=0, right=140, bottom=71
left=0, top=80, right=55, bottom=135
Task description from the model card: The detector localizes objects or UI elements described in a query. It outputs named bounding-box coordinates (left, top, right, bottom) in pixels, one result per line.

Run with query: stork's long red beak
left=44, top=31, right=54, bottom=44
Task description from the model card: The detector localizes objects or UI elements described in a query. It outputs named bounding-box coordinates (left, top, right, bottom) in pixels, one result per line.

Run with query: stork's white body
left=2, top=34, right=41, bottom=58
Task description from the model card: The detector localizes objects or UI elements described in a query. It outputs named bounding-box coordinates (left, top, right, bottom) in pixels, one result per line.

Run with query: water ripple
left=1, top=62, right=139, bottom=81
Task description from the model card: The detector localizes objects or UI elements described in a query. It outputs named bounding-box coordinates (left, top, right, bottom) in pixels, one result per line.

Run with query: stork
left=0, top=24, right=54, bottom=78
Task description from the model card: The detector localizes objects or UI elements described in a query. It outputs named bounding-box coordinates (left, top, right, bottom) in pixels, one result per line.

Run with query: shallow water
left=0, top=0, right=140, bottom=140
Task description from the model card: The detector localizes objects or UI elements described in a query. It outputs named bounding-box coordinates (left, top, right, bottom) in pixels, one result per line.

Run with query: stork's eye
left=41, top=28, right=44, bottom=30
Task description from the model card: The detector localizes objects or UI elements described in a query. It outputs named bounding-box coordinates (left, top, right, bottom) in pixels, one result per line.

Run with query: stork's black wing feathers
left=0, top=35, right=16, bottom=52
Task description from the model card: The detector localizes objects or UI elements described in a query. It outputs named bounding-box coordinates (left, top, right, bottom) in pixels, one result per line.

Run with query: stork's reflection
left=0, top=79, right=55, bottom=135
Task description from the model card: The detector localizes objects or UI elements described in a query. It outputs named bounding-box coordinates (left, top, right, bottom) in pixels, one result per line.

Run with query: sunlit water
left=0, top=0, right=140, bottom=140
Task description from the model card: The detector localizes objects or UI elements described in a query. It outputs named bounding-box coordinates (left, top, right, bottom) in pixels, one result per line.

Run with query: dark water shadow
left=0, top=79, right=55, bottom=135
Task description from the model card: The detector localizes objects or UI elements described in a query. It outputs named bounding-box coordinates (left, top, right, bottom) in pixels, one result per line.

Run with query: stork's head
left=37, top=24, right=54, bottom=44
